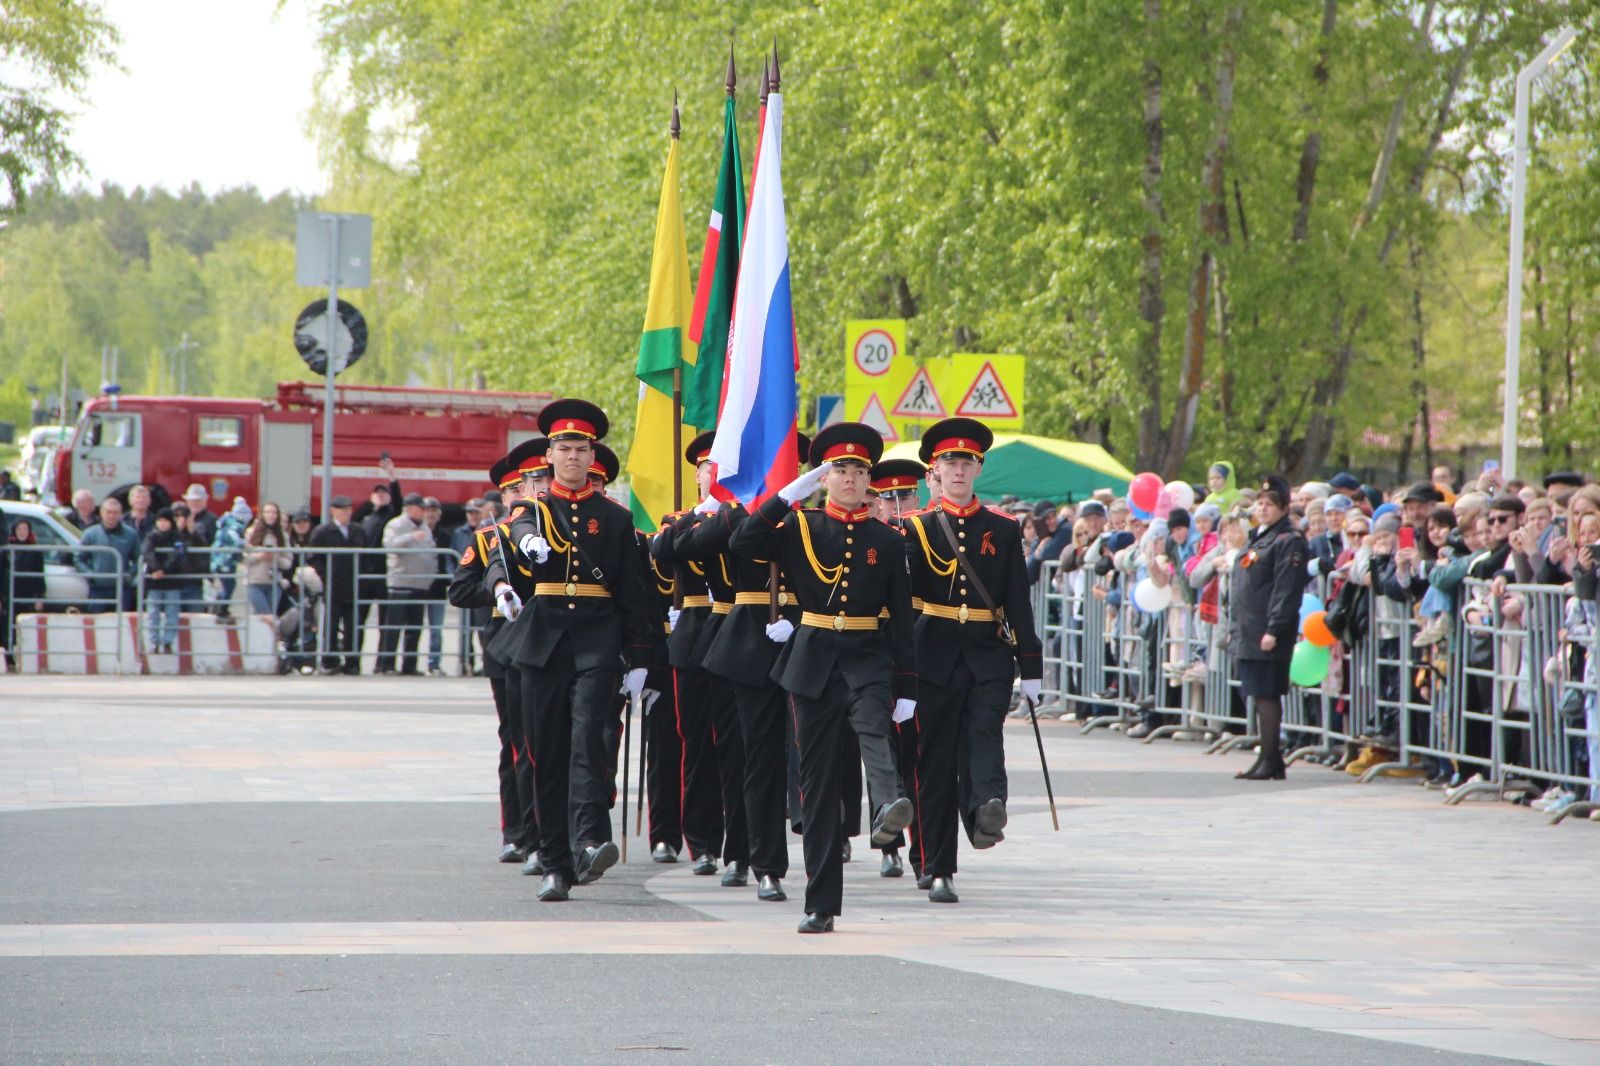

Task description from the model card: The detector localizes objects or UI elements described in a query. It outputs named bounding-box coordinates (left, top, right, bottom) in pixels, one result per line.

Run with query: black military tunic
left=730, top=494, right=916, bottom=918
left=650, top=512, right=729, bottom=866
left=683, top=501, right=802, bottom=882
left=487, top=480, right=654, bottom=882
left=643, top=551, right=683, bottom=856
left=904, top=496, right=1042, bottom=879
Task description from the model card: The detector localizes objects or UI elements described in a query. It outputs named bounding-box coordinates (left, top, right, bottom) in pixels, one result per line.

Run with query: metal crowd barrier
left=1029, top=551, right=1600, bottom=823
left=3, top=542, right=476, bottom=677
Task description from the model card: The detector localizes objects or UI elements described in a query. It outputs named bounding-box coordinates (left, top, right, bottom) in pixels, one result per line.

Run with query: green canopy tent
left=880, top=433, right=1133, bottom=503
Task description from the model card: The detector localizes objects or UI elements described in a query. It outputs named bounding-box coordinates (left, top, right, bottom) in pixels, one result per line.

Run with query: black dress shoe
left=720, top=861, right=749, bottom=887
left=916, top=873, right=933, bottom=891
left=928, top=876, right=959, bottom=904
left=797, top=913, right=835, bottom=934
left=880, top=849, right=903, bottom=878
left=576, top=841, right=620, bottom=885
left=869, top=797, right=914, bottom=846
left=840, top=839, right=852, bottom=863
left=691, top=853, right=719, bottom=876
left=521, top=852, right=545, bottom=876
left=757, top=875, right=787, bottom=902
left=972, top=797, right=1007, bottom=849
left=499, top=843, right=525, bottom=864
left=537, top=872, right=570, bottom=902
left=651, top=842, right=679, bottom=864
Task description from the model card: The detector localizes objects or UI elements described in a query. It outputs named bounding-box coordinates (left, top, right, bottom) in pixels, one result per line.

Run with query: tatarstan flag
left=627, top=127, right=697, bottom=532
left=683, top=92, right=745, bottom=429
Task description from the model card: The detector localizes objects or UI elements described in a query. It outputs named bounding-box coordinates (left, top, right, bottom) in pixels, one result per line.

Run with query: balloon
left=1289, top=641, right=1331, bottom=686
left=1303, top=610, right=1336, bottom=647
left=1298, top=592, right=1324, bottom=628
left=1133, top=578, right=1171, bottom=613
left=1129, top=502, right=1153, bottom=521
left=1164, top=480, right=1196, bottom=512
left=1152, top=486, right=1174, bottom=520
left=1129, top=472, right=1163, bottom=515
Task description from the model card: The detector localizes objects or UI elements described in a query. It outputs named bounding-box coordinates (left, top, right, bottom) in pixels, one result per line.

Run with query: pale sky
left=69, top=0, right=326, bottom=197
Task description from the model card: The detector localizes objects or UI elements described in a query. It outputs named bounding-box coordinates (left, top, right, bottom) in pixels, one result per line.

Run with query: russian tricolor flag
left=709, top=91, right=798, bottom=504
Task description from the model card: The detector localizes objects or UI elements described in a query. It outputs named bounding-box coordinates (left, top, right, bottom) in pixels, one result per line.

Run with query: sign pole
left=320, top=216, right=342, bottom=524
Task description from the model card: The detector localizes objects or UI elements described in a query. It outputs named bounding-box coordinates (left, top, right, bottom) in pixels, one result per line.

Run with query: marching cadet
left=663, top=432, right=755, bottom=886
left=649, top=464, right=732, bottom=879
left=681, top=433, right=810, bottom=903
left=447, top=442, right=543, bottom=866
left=903, top=418, right=1042, bottom=904
left=730, top=422, right=916, bottom=934
left=869, top=457, right=928, bottom=881
left=643, top=531, right=684, bottom=864
left=488, top=399, right=655, bottom=902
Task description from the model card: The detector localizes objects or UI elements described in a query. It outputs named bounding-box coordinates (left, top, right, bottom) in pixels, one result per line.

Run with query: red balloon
left=1129, top=472, right=1163, bottom=514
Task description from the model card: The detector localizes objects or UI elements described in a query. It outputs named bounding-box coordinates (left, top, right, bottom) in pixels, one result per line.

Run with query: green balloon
left=1289, top=640, right=1332, bottom=686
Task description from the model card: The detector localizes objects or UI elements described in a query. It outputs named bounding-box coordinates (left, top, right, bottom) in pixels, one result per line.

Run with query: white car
left=0, top=500, right=92, bottom=608
left=17, top=425, right=71, bottom=496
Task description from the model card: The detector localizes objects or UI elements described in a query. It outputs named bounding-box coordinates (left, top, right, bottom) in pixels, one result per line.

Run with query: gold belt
left=911, top=596, right=925, bottom=611
left=733, top=591, right=792, bottom=607
left=534, top=581, right=611, bottom=598
left=801, top=611, right=880, bottom=632
left=661, top=621, right=672, bottom=634
left=921, top=603, right=995, bottom=623
left=680, top=595, right=713, bottom=609
left=711, top=601, right=732, bottom=615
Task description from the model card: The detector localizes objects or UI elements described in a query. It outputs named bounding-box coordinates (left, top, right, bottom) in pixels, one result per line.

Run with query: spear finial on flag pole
left=726, top=43, right=737, bottom=97
left=760, top=55, right=770, bottom=107
left=770, top=41, right=781, bottom=93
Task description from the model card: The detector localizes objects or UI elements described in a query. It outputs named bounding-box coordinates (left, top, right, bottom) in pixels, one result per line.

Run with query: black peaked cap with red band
left=685, top=430, right=716, bottom=467
left=918, top=417, right=993, bottom=465
left=501, top=436, right=549, bottom=484
left=590, top=441, right=620, bottom=485
left=538, top=398, right=609, bottom=441
left=810, top=422, right=883, bottom=468
left=871, top=458, right=926, bottom=493
left=488, top=455, right=516, bottom=491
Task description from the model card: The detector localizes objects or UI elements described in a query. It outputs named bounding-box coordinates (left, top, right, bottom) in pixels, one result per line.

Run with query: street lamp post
left=1502, top=25, right=1578, bottom=483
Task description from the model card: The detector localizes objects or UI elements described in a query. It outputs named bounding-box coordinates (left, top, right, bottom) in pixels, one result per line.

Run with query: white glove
left=778, top=463, right=828, bottom=505
left=642, top=689, right=662, bottom=715
left=518, top=534, right=551, bottom=563
left=892, top=698, right=916, bottom=724
left=667, top=607, right=681, bottom=631
left=694, top=495, right=721, bottom=516
left=765, top=618, right=795, bottom=643
left=1307, top=557, right=1321, bottom=577
left=1019, top=678, right=1042, bottom=704
left=494, top=583, right=522, bottom=621
left=623, top=667, right=648, bottom=698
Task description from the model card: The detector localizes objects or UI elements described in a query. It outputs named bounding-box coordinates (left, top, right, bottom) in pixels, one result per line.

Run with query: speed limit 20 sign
left=852, top=328, right=898, bottom=377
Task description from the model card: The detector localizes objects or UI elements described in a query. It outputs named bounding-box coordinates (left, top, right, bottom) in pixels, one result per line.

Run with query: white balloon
left=1165, top=480, right=1196, bottom=512
left=1133, top=578, right=1172, bottom=613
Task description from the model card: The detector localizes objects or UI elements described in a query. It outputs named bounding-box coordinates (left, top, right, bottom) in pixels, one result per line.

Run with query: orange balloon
left=1303, top=610, right=1336, bottom=647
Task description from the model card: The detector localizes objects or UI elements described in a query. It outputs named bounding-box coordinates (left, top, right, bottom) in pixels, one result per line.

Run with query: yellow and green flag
left=627, top=131, right=697, bottom=532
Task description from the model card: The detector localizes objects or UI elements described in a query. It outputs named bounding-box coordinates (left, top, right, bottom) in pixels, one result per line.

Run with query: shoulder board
left=986, top=506, right=1020, bottom=522
left=474, top=521, right=500, bottom=534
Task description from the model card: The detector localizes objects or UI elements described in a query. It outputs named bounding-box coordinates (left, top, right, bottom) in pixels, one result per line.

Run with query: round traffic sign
left=852, top=329, right=897, bottom=376
left=294, top=298, right=369, bottom=376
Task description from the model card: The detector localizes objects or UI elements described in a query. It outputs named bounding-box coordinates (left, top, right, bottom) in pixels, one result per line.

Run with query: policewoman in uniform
left=682, top=433, right=810, bottom=903
left=1227, top=475, right=1309, bottom=781
left=729, top=422, right=916, bottom=934
left=869, top=457, right=927, bottom=880
left=904, top=418, right=1042, bottom=904
left=448, top=440, right=544, bottom=865
left=489, top=399, right=655, bottom=901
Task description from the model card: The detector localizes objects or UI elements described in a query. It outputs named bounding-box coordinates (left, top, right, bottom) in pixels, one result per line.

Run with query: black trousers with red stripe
left=523, top=647, right=620, bottom=882
left=731, top=680, right=787, bottom=879
left=712, top=678, right=749, bottom=867
left=490, top=669, right=537, bottom=850
left=645, top=665, right=683, bottom=853
left=914, top=661, right=1011, bottom=879
left=791, top=670, right=898, bottom=919
left=674, top=666, right=725, bottom=861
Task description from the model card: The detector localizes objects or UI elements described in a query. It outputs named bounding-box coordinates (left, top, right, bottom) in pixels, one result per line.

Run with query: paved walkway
left=2, top=676, right=1596, bottom=1065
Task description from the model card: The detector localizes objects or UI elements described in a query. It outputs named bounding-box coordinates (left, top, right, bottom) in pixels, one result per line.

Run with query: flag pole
left=766, top=44, right=782, bottom=626
left=670, top=91, right=684, bottom=514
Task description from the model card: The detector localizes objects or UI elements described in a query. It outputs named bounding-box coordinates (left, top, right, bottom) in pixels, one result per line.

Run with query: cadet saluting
left=488, top=399, right=655, bottom=902
left=729, top=422, right=916, bottom=934
left=903, top=418, right=1042, bottom=904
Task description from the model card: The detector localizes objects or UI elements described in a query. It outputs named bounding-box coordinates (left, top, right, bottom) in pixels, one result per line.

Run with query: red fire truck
left=53, top=381, right=551, bottom=513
